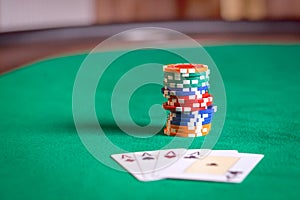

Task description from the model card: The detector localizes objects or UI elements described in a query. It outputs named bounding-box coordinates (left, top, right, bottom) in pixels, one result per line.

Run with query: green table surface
left=1, top=44, right=300, bottom=200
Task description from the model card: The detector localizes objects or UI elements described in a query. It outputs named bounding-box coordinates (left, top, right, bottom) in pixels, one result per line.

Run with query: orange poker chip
left=164, top=128, right=210, bottom=137
left=167, top=127, right=211, bottom=134
left=167, top=132, right=210, bottom=137
left=164, top=124, right=211, bottom=133
left=163, top=64, right=208, bottom=74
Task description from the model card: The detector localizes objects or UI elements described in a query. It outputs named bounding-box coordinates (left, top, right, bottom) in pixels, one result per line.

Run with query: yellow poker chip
left=163, top=63, right=208, bottom=74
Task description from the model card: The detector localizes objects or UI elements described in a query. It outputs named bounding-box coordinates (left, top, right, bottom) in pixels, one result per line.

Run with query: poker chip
left=162, top=86, right=209, bottom=92
left=164, top=70, right=210, bottom=78
left=166, top=101, right=212, bottom=108
left=164, top=123, right=211, bottom=137
left=164, top=127, right=210, bottom=136
left=166, top=133, right=209, bottom=137
left=163, top=102, right=212, bottom=112
left=162, top=63, right=216, bottom=137
left=164, top=82, right=209, bottom=89
left=168, top=87, right=209, bottom=93
left=167, top=118, right=210, bottom=124
left=168, top=113, right=213, bottom=121
left=164, top=74, right=209, bottom=82
left=164, top=77, right=209, bottom=85
left=170, top=106, right=216, bottom=116
left=167, top=117, right=212, bottom=126
left=166, top=93, right=210, bottom=100
left=162, top=87, right=209, bottom=97
left=163, top=92, right=207, bottom=98
left=164, top=130, right=210, bottom=137
left=167, top=96, right=213, bottom=106
left=163, top=63, right=208, bottom=73
left=169, top=114, right=213, bottom=121
left=166, top=123, right=212, bottom=131
left=165, top=130, right=209, bottom=137
left=163, top=84, right=210, bottom=92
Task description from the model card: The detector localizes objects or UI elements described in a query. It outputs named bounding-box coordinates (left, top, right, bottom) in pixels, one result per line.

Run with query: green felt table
left=1, top=44, right=300, bottom=200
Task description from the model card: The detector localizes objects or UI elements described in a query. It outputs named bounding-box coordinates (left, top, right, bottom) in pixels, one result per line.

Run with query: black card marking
left=142, top=152, right=155, bottom=160
left=226, top=171, right=243, bottom=180
left=184, top=151, right=200, bottom=159
left=206, top=163, right=218, bottom=166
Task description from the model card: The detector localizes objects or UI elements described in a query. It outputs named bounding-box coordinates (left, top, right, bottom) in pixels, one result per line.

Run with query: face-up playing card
left=133, top=150, right=160, bottom=181
left=111, top=152, right=145, bottom=181
left=112, top=149, right=188, bottom=181
left=112, top=149, right=173, bottom=181
left=184, top=156, right=240, bottom=175
left=222, top=153, right=264, bottom=183
left=151, top=148, right=187, bottom=179
left=155, top=150, right=238, bottom=179
left=158, top=151, right=263, bottom=183
left=112, top=149, right=264, bottom=183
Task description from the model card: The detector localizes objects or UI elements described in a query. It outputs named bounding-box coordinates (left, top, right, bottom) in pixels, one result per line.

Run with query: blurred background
left=0, top=0, right=300, bottom=73
left=1, top=0, right=300, bottom=32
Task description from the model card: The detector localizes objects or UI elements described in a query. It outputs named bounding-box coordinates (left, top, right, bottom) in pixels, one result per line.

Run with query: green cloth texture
left=1, top=44, right=300, bottom=200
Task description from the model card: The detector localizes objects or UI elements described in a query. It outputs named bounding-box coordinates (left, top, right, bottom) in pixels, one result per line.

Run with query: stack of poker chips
left=161, top=63, right=216, bottom=137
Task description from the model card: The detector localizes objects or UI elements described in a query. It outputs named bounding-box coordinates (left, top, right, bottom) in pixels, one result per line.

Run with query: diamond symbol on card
left=164, top=151, right=176, bottom=159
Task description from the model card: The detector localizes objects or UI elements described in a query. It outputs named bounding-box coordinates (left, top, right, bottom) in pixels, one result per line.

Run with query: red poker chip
left=166, top=101, right=212, bottom=108
left=163, top=102, right=211, bottom=112
left=167, top=95, right=213, bottom=105
left=167, top=92, right=211, bottom=100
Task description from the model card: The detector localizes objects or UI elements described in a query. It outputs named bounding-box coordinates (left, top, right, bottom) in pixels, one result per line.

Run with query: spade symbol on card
left=164, top=151, right=176, bottom=159
left=226, top=171, right=243, bottom=181
left=142, top=152, right=155, bottom=160
left=184, top=151, right=200, bottom=159
left=121, top=155, right=135, bottom=162
left=206, top=162, right=218, bottom=166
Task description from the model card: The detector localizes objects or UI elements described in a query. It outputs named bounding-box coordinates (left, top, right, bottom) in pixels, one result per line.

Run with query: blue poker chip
left=166, top=91, right=206, bottom=96
left=171, top=111, right=214, bottom=118
left=161, top=86, right=209, bottom=96
left=171, top=107, right=215, bottom=117
left=163, top=86, right=209, bottom=92
left=169, top=113, right=213, bottom=122
left=169, top=116, right=212, bottom=123
left=169, top=118, right=212, bottom=126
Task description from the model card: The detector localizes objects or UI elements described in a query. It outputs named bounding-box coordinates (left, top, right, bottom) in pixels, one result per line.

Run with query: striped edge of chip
left=164, top=129, right=210, bottom=137
left=169, top=113, right=211, bottom=118
left=163, top=63, right=209, bottom=73
left=167, top=96, right=213, bottom=104
left=167, top=101, right=212, bottom=108
left=163, top=102, right=212, bottom=111
left=165, top=123, right=211, bottom=130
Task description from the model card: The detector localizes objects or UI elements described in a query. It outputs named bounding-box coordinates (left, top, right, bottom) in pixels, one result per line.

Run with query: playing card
left=159, top=151, right=263, bottom=183
left=133, top=150, right=160, bottom=181
left=151, top=148, right=187, bottom=179
left=111, top=152, right=146, bottom=181
left=222, top=153, right=264, bottom=183
left=155, top=150, right=238, bottom=178
left=112, top=149, right=185, bottom=182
